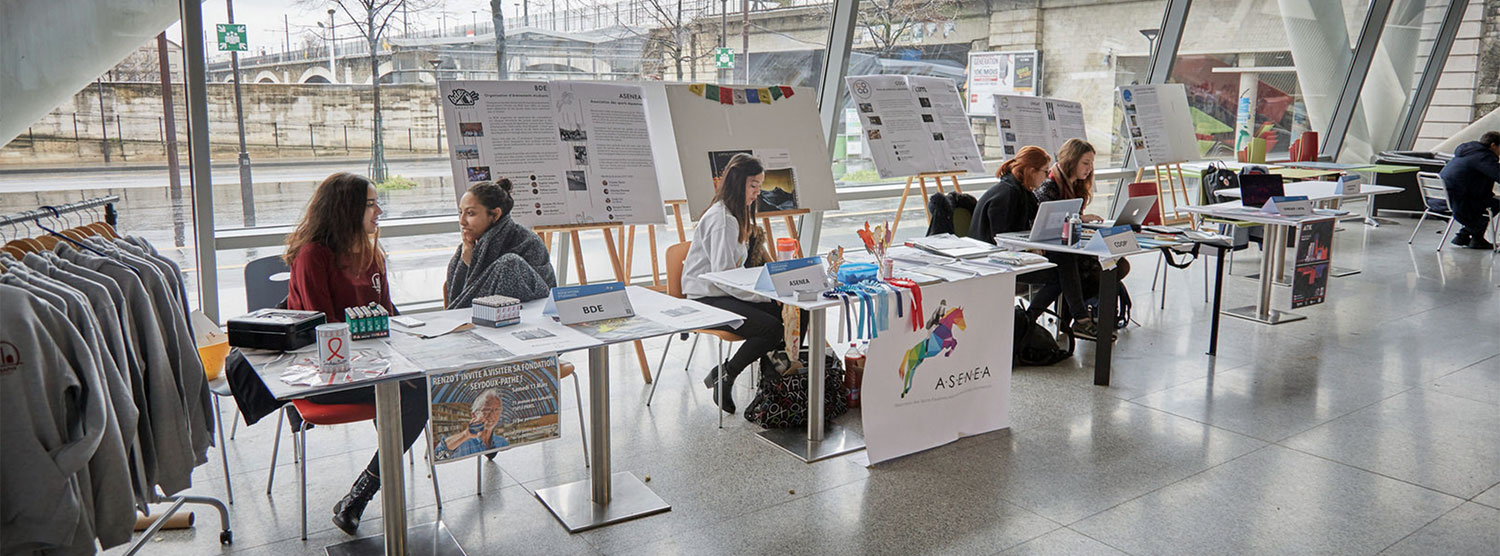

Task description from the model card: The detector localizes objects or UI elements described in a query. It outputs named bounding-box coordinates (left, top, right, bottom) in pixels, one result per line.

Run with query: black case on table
left=226, top=308, right=326, bottom=351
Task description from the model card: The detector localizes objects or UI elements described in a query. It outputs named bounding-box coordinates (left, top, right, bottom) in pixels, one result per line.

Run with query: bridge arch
left=298, top=66, right=336, bottom=84
left=253, top=70, right=281, bottom=84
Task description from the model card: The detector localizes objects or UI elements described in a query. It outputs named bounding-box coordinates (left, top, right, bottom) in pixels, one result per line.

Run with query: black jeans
left=307, top=378, right=429, bottom=479
left=1019, top=252, right=1088, bottom=321
left=696, top=296, right=810, bottom=380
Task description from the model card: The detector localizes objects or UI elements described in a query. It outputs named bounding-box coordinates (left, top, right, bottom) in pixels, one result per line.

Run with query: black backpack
left=1013, top=307, right=1074, bottom=366
left=1201, top=161, right=1240, bottom=204
left=1084, top=283, right=1133, bottom=330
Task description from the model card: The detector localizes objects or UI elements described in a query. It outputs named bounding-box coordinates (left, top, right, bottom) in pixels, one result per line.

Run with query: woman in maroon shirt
left=283, top=172, right=426, bottom=535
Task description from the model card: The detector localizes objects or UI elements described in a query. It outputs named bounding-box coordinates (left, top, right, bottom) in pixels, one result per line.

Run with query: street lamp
left=1139, top=28, right=1161, bottom=59
left=428, top=59, right=444, bottom=151
left=471, top=10, right=477, bottom=35
left=317, top=8, right=337, bottom=82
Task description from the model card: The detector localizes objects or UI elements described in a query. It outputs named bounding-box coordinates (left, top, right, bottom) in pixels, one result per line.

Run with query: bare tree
left=490, top=0, right=507, bottom=79
left=302, top=0, right=436, bottom=181
left=857, top=0, right=959, bottom=59
left=622, top=0, right=707, bottom=80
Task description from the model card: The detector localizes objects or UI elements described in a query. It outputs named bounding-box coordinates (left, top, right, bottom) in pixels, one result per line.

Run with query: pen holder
left=877, top=257, right=894, bottom=280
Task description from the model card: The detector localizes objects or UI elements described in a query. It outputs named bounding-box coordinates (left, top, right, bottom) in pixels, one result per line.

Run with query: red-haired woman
left=971, top=146, right=1097, bottom=339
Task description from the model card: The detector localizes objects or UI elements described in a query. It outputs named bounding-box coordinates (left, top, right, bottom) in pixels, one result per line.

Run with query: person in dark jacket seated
left=971, top=146, right=1098, bottom=339
left=1036, top=138, right=1130, bottom=290
left=1438, top=131, right=1500, bottom=249
left=446, top=179, right=557, bottom=308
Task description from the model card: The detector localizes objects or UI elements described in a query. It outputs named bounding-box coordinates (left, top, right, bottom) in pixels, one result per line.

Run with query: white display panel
left=662, top=84, right=839, bottom=217
left=1119, top=84, right=1200, bottom=166
left=439, top=80, right=666, bottom=227
left=991, top=93, right=1088, bottom=158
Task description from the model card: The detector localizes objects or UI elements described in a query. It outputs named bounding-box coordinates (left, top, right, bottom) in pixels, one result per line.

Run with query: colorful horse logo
left=898, top=303, right=965, bottom=398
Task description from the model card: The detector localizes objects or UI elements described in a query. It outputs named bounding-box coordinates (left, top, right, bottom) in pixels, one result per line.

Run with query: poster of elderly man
left=428, top=355, right=562, bottom=463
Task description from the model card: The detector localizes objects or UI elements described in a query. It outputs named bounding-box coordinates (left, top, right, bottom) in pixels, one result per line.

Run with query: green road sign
left=217, top=24, right=247, bottom=52
left=714, top=47, right=734, bottom=69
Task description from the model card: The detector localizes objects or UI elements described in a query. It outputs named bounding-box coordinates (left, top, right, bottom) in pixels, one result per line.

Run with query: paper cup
left=316, top=323, right=352, bottom=372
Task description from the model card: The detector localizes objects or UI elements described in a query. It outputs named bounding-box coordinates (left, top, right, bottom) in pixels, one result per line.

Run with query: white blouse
left=681, top=203, right=767, bottom=302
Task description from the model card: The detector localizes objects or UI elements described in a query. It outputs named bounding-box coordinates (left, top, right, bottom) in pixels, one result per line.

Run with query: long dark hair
left=714, top=153, right=764, bottom=242
left=283, top=172, right=385, bottom=271
left=467, top=179, right=515, bottom=217
left=1051, top=138, right=1096, bottom=208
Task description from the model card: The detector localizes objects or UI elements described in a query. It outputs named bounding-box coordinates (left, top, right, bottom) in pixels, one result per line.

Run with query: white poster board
left=439, top=80, right=666, bottom=227
left=861, top=274, right=1014, bottom=465
left=662, top=84, right=838, bottom=217
left=1119, top=84, right=1199, bottom=166
left=966, top=50, right=1040, bottom=116
left=846, top=75, right=985, bottom=179
left=992, top=93, right=1087, bottom=158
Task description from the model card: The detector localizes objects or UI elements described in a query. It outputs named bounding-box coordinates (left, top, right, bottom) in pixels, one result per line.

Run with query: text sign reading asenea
left=755, top=257, right=826, bottom=297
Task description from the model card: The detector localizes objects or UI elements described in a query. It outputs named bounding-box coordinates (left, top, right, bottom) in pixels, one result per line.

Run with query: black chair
left=244, top=254, right=291, bottom=311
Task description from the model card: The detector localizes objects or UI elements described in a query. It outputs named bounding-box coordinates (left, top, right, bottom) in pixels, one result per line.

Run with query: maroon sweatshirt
left=285, top=242, right=395, bottom=322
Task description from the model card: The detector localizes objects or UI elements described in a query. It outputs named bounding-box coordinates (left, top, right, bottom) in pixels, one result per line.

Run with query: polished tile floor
left=108, top=213, right=1499, bottom=555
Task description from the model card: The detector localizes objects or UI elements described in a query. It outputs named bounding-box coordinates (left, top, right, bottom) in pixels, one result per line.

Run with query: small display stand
left=891, top=171, right=965, bottom=234
left=1134, top=162, right=1194, bottom=226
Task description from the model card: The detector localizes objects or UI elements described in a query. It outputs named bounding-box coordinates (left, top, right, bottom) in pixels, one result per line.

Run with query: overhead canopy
left=1, top=0, right=184, bottom=145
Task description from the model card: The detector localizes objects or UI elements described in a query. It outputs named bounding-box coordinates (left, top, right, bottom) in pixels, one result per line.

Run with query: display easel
left=1134, top=162, right=1194, bottom=226
left=536, top=222, right=655, bottom=383
left=759, top=208, right=810, bottom=257
left=891, top=171, right=965, bottom=234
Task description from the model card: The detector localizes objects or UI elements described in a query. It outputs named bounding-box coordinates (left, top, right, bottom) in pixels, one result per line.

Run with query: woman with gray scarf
left=445, top=180, right=557, bottom=308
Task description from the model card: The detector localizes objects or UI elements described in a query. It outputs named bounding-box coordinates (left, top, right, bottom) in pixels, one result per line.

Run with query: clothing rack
left=0, top=194, right=119, bottom=228
left=2, top=197, right=234, bottom=552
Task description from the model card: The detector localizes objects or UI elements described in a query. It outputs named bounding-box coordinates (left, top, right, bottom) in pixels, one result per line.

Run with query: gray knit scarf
left=445, top=215, right=557, bottom=309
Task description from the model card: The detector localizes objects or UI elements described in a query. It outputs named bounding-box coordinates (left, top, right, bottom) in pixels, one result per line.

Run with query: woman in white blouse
left=682, top=154, right=804, bottom=414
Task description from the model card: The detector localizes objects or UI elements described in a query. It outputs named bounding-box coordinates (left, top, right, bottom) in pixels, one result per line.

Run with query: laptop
left=1239, top=174, right=1285, bottom=208
left=1028, top=198, right=1084, bottom=243
left=1084, top=195, right=1158, bottom=230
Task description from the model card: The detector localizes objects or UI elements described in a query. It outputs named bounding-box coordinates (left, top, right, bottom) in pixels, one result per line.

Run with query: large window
left=1167, top=0, right=1371, bottom=163
left=1340, top=0, right=1462, bottom=161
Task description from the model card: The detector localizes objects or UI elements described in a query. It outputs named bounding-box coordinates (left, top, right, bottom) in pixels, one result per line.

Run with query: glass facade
left=0, top=0, right=1491, bottom=320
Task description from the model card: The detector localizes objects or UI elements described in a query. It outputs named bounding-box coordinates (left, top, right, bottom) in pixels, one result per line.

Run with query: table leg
left=326, top=382, right=465, bottom=556
left=1093, top=265, right=1118, bottom=386
left=1208, top=246, right=1226, bottom=356
left=1224, top=225, right=1305, bottom=325
left=534, top=346, right=669, bottom=532
left=756, top=308, right=864, bottom=462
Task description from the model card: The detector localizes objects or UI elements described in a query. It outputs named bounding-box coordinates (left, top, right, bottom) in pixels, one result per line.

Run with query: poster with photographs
left=846, top=75, right=984, bottom=178
left=1117, top=84, right=1199, bottom=166
left=965, top=50, right=1039, bottom=115
left=991, top=93, right=1087, bottom=157
left=427, top=355, right=561, bottom=464
left=440, top=80, right=666, bottom=227
left=662, top=84, right=839, bottom=216
left=1291, top=218, right=1335, bottom=309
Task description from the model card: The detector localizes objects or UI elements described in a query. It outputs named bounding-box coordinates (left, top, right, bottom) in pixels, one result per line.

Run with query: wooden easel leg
left=949, top=175, right=962, bottom=194
left=625, top=225, right=637, bottom=278
left=569, top=231, right=588, bottom=284
left=892, top=176, right=915, bottom=234
left=671, top=203, right=687, bottom=243
left=761, top=216, right=776, bottom=254
left=783, top=215, right=802, bottom=256
left=602, top=227, right=653, bottom=383
left=647, top=224, right=661, bottom=286
left=918, top=177, right=934, bottom=223
left=540, top=232, right=552, bottom=254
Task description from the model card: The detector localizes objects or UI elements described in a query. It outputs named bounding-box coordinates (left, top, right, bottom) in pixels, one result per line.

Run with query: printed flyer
left=427, top=355, right=562, bottom=463
left=992, top=93, right=1087, bottom=158
left=847, top=75, right=985, bottom=178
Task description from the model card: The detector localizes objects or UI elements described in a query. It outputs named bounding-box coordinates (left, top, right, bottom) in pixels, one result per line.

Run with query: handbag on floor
left=743, top=349, right=850, bottom=429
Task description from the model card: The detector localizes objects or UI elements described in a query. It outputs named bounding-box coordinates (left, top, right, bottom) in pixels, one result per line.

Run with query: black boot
left=1451, top=229, right=1471, bottom=247
left=1466, top=235, right=1494, bottom=250
left=332, top=469, right=380, bottom=535
left=702, top=364, right=738, bottom=414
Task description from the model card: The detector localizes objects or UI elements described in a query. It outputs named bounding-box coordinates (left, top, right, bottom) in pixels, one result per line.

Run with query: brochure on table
left=846, top=75, right=985, bottom=179
left=1292, top=219, right=1334, bottom=308
left=1118, top=84, right=1199, bottom=166
left=439, top=80, right=665, bottom=227
left=862, top=273, right=1014, bottom=465
left=662, top=83, right=838, bottom=217
left=991, top=93, right=1087, bottom=158
left=427, top=355, right=561, bottom=464
left=965, top=50, right=1039, bottom=115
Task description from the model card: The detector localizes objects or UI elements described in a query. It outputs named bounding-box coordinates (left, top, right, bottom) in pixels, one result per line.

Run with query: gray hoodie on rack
left=0, top=265, right=137, bottom=548
left=0, top=284, right=108, bottom=555
left=57, top=243, right=196, bottom=495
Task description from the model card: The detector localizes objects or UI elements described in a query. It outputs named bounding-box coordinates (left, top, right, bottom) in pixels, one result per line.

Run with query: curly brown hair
left=283, top=172, right=385, bottom=271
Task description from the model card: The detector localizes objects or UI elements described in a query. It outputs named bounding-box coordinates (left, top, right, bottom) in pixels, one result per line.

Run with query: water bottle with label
left=1069, top=213, right=1083, bottom=246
